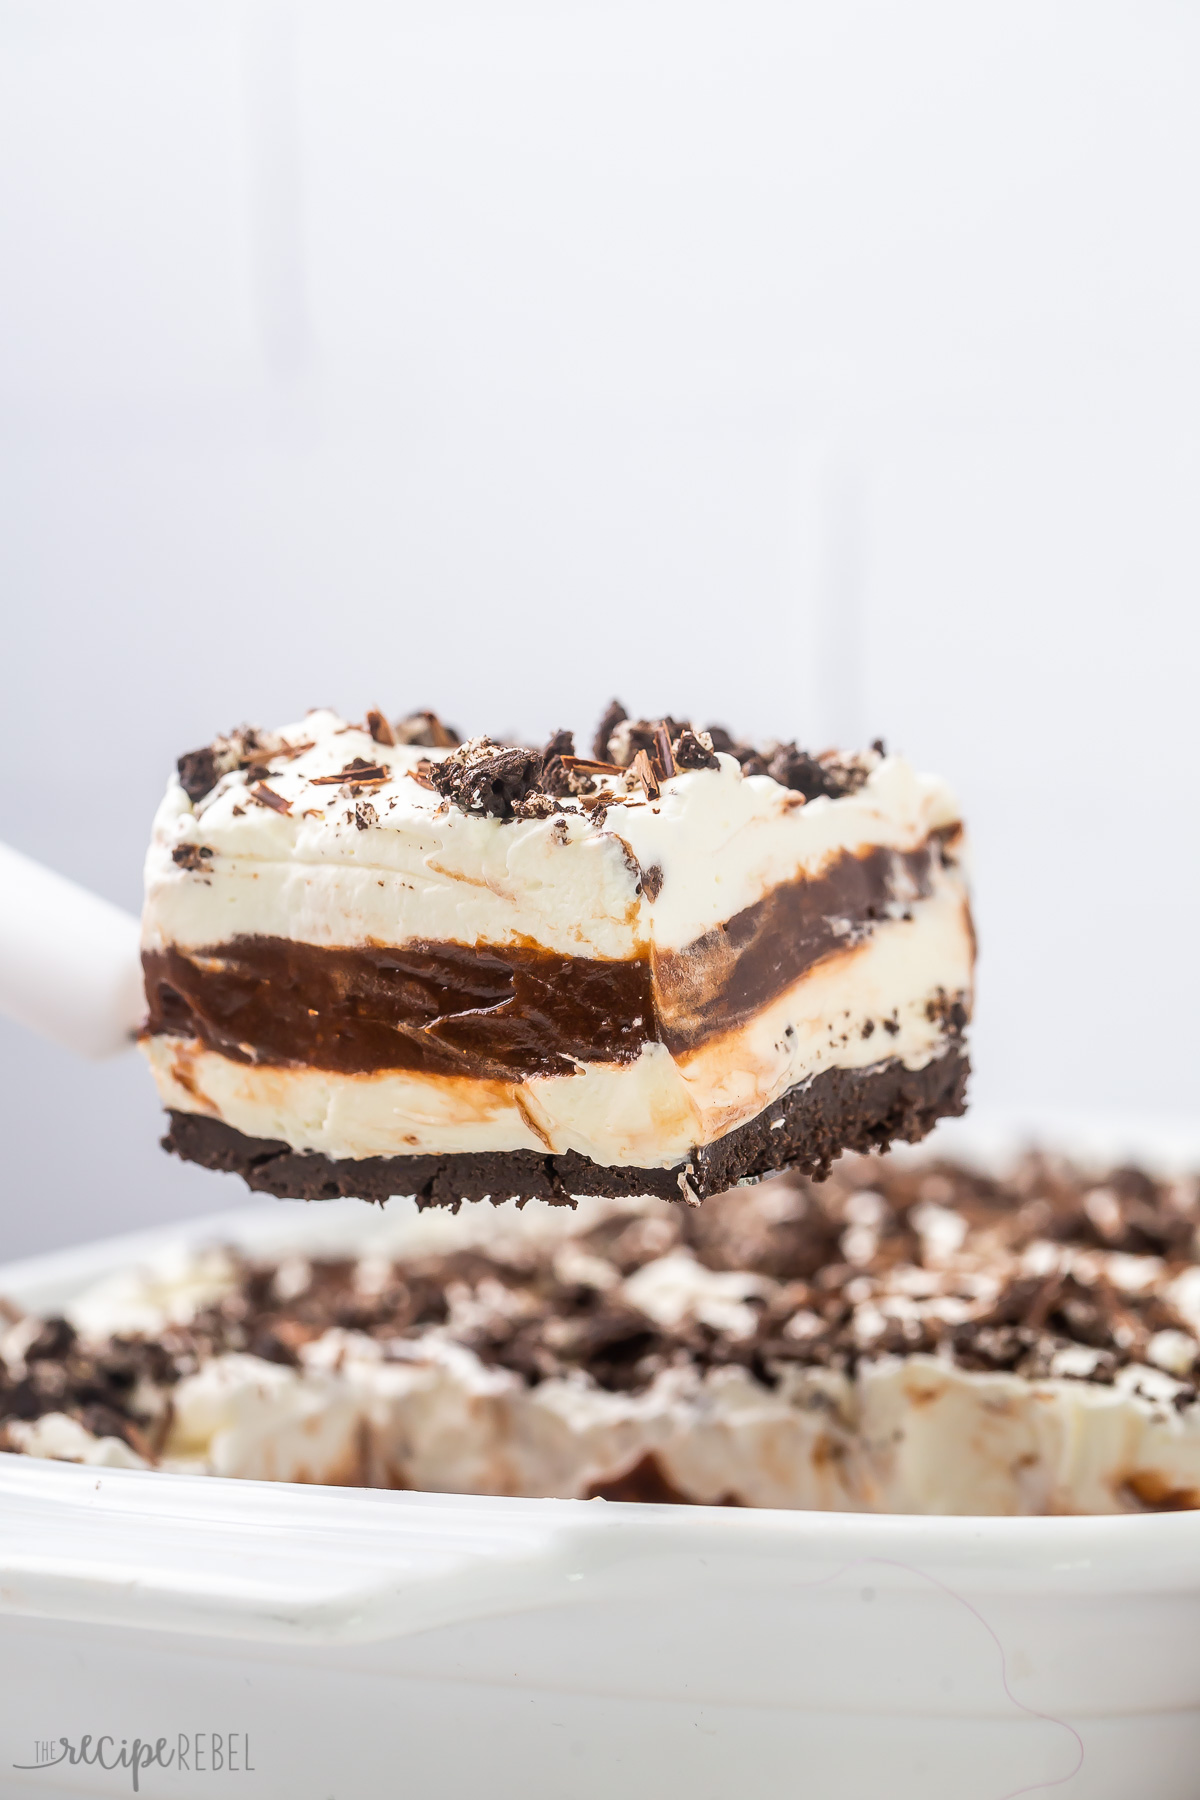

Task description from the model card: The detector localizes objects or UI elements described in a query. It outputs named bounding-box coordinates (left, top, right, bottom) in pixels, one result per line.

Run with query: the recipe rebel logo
left=14, top=1733, right=255, bottom=1791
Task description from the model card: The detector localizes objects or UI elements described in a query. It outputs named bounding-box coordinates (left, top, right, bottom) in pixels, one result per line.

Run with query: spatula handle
left=0, top=841, right=144, bottom=1058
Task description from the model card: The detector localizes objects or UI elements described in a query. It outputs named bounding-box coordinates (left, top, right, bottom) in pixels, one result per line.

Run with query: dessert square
left=140, top=704, right=974, bottom=1205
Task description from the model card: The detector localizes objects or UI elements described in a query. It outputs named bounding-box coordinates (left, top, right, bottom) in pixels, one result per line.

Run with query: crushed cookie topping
left=4, top=1153, right=1199, bottom=1466
left=175, top=704, right=886, bottom=821
left=176, top=728, right=314, bottom=805
left=423, top=739, right=548, bottom=819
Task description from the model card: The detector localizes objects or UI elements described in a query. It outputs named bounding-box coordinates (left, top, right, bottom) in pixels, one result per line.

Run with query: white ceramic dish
left=2, top=1116, right=1199, bottom=1800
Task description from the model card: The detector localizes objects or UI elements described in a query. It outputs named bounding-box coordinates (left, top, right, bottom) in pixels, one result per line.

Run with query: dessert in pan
left=140, top=702, right=974, bottom=1206
left=4, top=1151, right=1200, bottom=1514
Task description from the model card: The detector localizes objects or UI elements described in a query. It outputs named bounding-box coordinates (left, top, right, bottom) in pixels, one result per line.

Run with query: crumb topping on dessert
left=5, top=1153, right=1198, bottom=1469
left=172, top=702, right=882, bottom=819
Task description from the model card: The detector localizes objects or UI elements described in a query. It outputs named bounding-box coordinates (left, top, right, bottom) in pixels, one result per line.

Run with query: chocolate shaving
left=249, top=783, right=292, bottom=815
left=608, top=719, right=668, bottom=770
left=559, top=756, right=627, bottom=779
left=309, top=760, right=389, bottom=787
left=629, top=749, right=660, bottom=800
left=367, top=709, right=396, bottom=747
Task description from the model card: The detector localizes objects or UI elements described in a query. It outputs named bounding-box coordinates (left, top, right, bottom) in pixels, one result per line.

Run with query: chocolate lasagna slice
left=140, top=704, right=974, bottom=1205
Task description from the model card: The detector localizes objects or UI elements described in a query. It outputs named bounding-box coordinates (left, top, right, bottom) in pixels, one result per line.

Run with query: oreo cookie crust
left=163, top=1046, right=969, bottom=1208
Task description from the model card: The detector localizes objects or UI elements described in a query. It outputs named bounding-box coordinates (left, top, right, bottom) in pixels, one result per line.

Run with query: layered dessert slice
left=5, top=1151, right=1200, bottom=1514
left=140, top=703, right=973, bottom=1206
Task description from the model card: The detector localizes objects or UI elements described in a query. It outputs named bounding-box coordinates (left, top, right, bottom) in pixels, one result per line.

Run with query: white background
left=1, top=0, right=1197, bottom=1257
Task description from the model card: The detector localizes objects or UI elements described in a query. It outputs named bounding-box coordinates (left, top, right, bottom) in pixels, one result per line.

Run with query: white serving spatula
left=0, top=841, right=144, bottom=1059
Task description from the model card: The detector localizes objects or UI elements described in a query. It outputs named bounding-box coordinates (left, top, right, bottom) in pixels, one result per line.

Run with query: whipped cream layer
left=141, top=1345, right=1200, bottom=1512
left=8, top=1152, right=1200, bottom=1517
left=145, top=711, right=961, bottom=960
left=140, top=710, right=972, bottom=1175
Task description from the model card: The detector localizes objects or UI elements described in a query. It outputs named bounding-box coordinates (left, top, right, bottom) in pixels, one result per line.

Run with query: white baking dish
left=2, top=1118, right=1199, bottom=1800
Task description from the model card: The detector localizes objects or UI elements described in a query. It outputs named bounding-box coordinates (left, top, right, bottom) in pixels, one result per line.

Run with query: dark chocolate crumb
left=427, top=742, right=546, bottom=819
left=592, top=700, right=628, bottom=763
left=540, top=728, right=577, bottom=798
left=394, top=711, right=461, bottom=749
left=175, top=726, right=311, bottom=807
left=177, top=747, right=220, bottom=805
left=672, top=728, right=719, bottom=771
left=171, top=843, right=213, bottom=871
left=765, top=744, right=850, bottom=801
left=510, top=792, right=565, bottom=820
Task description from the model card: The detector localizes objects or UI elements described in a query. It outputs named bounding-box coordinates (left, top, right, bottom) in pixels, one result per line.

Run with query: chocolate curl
left=366, top=708, right=396, bottom=747
left=629, top=749, right=660, bottom=800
